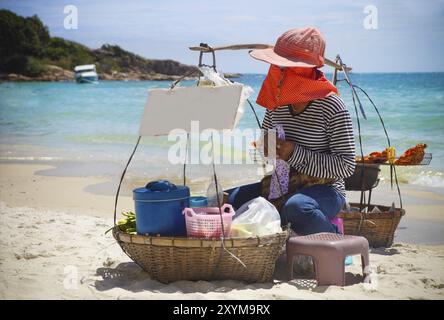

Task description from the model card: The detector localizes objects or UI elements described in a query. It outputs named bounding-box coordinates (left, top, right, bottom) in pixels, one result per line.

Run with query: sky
left=1, top=0, right=444, bottom=73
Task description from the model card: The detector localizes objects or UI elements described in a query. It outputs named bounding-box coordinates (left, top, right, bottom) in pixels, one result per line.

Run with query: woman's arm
left=286, top=109, right=356, bottom=179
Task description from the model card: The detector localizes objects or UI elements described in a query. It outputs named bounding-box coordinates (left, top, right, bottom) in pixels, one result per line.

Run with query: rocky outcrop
left=0, top=66, right=196, bottom=82
left=0, top=61, right=241, bottom=82
left=0, top=73, right=32, bottom=81
left=0, top=66, right=243, bottom=82
left=99, top=71, right=188, bottom=81
left=1, top=65, right=73, bottom=82
left=223, top=73, right=242, bottom=79
left=38, top=65, right=74, bottom=81
left=92, top=44, right=199, bottom=77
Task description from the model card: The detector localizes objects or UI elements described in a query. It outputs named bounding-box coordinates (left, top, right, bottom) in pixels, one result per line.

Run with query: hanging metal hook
left=198, top=43, right=217, bottom=71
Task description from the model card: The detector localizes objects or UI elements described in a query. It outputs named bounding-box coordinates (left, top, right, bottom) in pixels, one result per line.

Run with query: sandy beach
left=1, top=162, right=444, bottom=300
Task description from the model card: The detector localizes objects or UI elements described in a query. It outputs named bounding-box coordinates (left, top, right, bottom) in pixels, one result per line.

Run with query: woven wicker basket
left=113, top=227, right=289, bottom=283
left=337, top=203, right=405, bottom=248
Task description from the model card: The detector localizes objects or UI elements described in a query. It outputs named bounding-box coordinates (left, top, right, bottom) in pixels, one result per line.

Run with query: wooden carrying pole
left=189, top=43, right=352, bottom=71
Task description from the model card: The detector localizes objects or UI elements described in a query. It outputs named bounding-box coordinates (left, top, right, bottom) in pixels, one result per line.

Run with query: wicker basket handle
left=113, top=133, right=191, bottom=225
left=362, top=219, right=377, bottom=227
left=113, top=136, right=141, bottom=225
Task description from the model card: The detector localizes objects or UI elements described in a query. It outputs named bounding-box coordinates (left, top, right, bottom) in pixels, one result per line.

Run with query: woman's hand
left=276, top=138, right=295, bottom=161
left=261, top=133, right=295, bottom=161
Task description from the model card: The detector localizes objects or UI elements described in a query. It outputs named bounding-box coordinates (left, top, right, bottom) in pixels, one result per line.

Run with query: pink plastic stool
left=286, top=232, right=370, bottom=286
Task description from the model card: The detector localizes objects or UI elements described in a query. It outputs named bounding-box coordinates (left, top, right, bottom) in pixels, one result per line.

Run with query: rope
left=347, top=80, right=366, bottom=207
left=246, top=98, right=267, bottom=174
left=210, top=133, right=246, bottom=272
left=247, top=98, right=262, bottom=129
left=113, top=136, right=141, bottom=225
left=352, top=84, right=403, bottom=209
left=336, top=58, right=367, bottom=120
left=170, top=69, right=202, bottom=90
left=336, top=57, right=368, bottom=219
left=352, top=85, right=391, bottom=146
left=343, top=79, right=368, bottom=230
left=338, top=76, right=404, bottom=219
left=183, top=133, right=190, bottom=185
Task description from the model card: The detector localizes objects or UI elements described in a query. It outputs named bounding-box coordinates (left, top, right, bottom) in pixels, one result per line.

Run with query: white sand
left=1, top=162, right=444, bottom=299
left=1, top=202, right=443, bottom=300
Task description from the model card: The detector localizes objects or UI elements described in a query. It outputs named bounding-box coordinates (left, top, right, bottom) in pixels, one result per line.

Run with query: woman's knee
left=282, top=193, right=318, bottom=220
left=226, top=182, right=262, bottom=209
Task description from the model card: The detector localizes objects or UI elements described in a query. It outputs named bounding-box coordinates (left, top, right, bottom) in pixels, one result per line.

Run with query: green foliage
left=2, top=55, right=46, bottom=76
left=42, top=37, right=95, bottom=70
left=0, top=8, right=94, bottom=75
left=0, top=9, right=49, bottom=73
left=95, top=44, right=145, bottom=73
left=23, top=56, right=47, bottom=76
left=0, top=9, right=197, bottom=78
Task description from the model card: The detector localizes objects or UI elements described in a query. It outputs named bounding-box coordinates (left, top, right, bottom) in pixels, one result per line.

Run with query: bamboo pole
left=189, top=43, right=352, bottom=71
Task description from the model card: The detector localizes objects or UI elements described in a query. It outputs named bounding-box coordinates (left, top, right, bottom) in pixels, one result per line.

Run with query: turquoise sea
left=1, top=73, right=444, bottom=192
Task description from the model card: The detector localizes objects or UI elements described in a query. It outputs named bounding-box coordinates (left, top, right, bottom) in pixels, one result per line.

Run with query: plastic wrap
left=230, top=196, right=282, bottom=237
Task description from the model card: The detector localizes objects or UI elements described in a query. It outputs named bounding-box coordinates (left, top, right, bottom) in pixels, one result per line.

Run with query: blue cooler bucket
left=133, top=180, right=189, bottom=236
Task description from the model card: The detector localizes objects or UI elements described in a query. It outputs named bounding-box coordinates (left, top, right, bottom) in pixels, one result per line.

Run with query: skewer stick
left=189, top=43, right=352, bottom=71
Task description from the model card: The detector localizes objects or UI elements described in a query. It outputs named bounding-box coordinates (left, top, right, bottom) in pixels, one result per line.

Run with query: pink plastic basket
left=182, top=204, right=235, bottom=238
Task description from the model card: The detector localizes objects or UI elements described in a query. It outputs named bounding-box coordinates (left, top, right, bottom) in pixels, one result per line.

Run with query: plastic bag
left=230, top=197, right=282, bottom=237
left=199, top=66, right=253, bottom=128
left=199, top=66, right=230, bottom=86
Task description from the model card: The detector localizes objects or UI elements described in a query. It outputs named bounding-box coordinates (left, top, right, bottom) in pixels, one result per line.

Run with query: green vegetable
left=104, top=211, right=137, bottom=235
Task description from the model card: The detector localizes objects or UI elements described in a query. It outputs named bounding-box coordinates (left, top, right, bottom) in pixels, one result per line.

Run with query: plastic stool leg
left=361, top=240, right=370, bottom=276
left=287, top=253, right=295, bottom=280
left=361, top=250, right=370, bottom=276
left=314, top=255, right=345, bottom=286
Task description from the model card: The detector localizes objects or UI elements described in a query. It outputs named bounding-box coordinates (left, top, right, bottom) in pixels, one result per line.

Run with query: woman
left=227, top=27, right=356, bottom=235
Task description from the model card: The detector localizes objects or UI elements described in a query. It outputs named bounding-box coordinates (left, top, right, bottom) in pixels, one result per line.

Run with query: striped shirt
left=262, top=94, right=356, bottom=198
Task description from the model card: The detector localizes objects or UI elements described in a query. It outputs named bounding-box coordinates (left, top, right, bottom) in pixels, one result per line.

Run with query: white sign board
left=139, top=84, right=243, bottom=136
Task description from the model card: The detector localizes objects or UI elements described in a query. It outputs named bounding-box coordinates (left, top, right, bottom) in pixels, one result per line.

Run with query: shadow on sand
left=370, top=247, right=401, bottom=256
left=94, top=253, right=366, bottom=295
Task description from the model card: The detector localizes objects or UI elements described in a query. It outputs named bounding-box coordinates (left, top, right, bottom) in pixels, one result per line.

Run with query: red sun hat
left=250, top=27, right=326, bottom=68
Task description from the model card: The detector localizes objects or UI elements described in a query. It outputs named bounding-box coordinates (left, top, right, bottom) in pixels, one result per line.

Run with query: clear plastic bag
left=199, top=66, right=230, bottom=86
left=229, top=196, right=282, bottom=237
left=206, top=180, right=224, bottom=207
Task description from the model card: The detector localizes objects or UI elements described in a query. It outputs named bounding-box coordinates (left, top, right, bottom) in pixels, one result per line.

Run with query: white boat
left=74, top=64, right=98, bottom=83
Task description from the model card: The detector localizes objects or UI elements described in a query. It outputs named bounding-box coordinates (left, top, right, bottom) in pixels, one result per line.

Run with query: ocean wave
left=378, top=167, right=444, bottom=188
left=0, top=156, right=62, bottom=161
left=409, top=171, right=444, bottom=188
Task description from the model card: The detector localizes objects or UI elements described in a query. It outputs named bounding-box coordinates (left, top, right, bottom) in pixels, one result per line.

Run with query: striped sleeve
left=287, top=108, right=356, bottom=179
left=261, top=109, right=273, bottom=130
